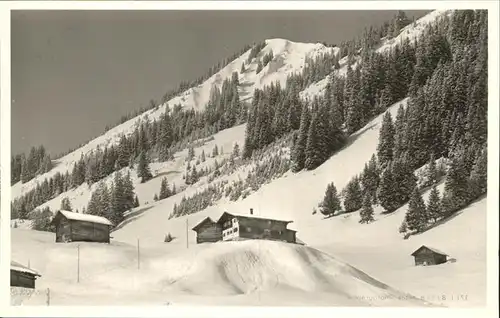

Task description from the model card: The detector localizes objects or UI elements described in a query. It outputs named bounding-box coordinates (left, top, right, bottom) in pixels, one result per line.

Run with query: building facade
left=411, top=245, right=448, bottom=266
left=217, top=210, right=297, bottom=243
left=51, top=210, right=113, bottom=243
left=191, top=217, right=222, bottom=243
left=10, top=261, right=41, bottom=289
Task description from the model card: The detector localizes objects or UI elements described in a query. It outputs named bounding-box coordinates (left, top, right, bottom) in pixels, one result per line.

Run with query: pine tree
left=392, top=155, right=417, bottom=206
left=134, top=195, right=140, bottom=208
left=201, top=150, right=206, bottom=162
left=60, top=197, right=72, bottom=211
left=377, top=112, right=395, bottom=167
left=468, top=146, right=487, bottom=199
left=359, top=193, right=375, bottom=224
left=291, top=105, right=310, bottom=172
left=404, top=187, right=428, bottom=233
left=122, top=171, right=136, bottom=211
left=319, top=182, right=341, bottom=216
left=360, top=154, right=380, bottom=204
left=443, top=150, right=470, bottom=214
left=378, top=164, right=399, bottom=212
left=137, top=151, right=153, bottom=183
left=117, top=135, right=131, bottom=169
left=304, top=110, right=323, bottom=170
left=426, top=153, right=438, bottom=186
left=343, top=176, right=363, bottom=212
left=241, top=63, right=245, bottom=73
left=427, top=185, right=442, bottom=223
left=154, top=193, right=159, bottom=201
left=110, top=172, right=125, bottom=226
left=256, top=60, right=263, bottom=73
left=159, top=177, right=171, bottom=200
left=232, top=143, right=240, bottom=158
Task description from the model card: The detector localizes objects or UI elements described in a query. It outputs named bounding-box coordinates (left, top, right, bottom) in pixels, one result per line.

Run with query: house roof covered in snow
left=10, top=261, right=41, bottom=277
left=411, top=245, right=449, bottom=257
left=217, top=211, right=293, bottom=225
left=191, top=217, right=216, bottom=232
left=52, top=210, right=113, bottom=226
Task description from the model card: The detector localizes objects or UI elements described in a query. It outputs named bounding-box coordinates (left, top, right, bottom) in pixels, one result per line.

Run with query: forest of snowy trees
left=317, top=10, right=488, bottom=236
left=11, top=10, right=488, bottom=237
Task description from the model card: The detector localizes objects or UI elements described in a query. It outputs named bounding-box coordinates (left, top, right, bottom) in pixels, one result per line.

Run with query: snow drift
left=11, top=228, right=431, bottom=306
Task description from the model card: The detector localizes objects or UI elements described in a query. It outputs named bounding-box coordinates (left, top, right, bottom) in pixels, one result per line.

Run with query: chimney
left=250, top=208, right=253, bottom=215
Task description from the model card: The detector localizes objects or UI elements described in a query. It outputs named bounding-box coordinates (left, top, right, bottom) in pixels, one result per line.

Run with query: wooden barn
left=411, top=245, right=448, bottom=266
left=51, top=210, right=113, bottom=243
left=191, top=217, right=222, bottom=244
left=11, top=261, right=41, bottom=289
left=216, top=209, right=297, bottom=243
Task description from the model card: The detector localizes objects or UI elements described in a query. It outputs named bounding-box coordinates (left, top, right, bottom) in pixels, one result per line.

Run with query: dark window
left=235, top=227, right=238, bottom=232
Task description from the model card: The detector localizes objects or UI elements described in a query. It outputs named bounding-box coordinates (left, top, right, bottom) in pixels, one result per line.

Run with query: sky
left=11, top=10, right=429, bottom=156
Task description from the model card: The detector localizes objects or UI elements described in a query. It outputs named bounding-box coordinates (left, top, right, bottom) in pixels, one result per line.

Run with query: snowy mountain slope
left=12, top=39, right=335, bottom=200
left=11, top=96, right=486, bottom=306
left=106, top=97, right=485, bottom=307
left=11, top=228, right=432, bottom=306
left=12, top=10, right=449, bottom=203
left=25, top=124, right=247, bottom=214
left=299, top=9, right=453, bottom=101
left=109, top=98, right=408, bottom=246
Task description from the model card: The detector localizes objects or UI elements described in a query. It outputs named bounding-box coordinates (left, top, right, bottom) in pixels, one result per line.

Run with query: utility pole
left=186, top=218, right=189, bottom=249
left=46, top=288, right=50, bottom=306
left=137, top=238, right=140, bottom=270
left=77, top=245, right=80, bottom=283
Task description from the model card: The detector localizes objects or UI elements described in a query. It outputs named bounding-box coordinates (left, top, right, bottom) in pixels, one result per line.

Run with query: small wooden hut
left=51, top=210, right=113, bottom=243
left=11, top=261, right=41, bottom=289
left=192, top=217, right=222, bottom=244
left=411, top=245, right=448, bottom=266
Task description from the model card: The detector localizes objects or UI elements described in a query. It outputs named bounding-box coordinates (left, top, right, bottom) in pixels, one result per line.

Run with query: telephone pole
left=137, top=238, right=140, bottom=270
left=77, top=245, right=80, bottom=283
left=186, top=218, right=189, bottom=249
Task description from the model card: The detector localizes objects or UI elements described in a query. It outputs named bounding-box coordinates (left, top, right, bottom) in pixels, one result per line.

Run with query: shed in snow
left=11, top=261, right=41, bottom=289
left=411, top=245, right=448, bottom=266
left=51, top=210, right=113, bottom=243
left=191, top=217, right=222, bottom=244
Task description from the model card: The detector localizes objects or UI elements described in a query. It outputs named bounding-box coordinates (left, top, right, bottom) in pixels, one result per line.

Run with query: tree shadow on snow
left=155, top=170, right=182, bottom=179
left=409, top=194, right=486, bottom=238
left=112, top=206, right=154, bottom=232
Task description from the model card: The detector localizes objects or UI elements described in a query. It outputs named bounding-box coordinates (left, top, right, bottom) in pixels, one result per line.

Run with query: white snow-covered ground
left=11, top=97, right=487, bottom=306
left=12, top=228, right=434, bottom=307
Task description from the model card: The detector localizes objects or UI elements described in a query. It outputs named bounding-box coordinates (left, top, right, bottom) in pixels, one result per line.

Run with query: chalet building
left=217, top=209, right=297, bottom=243
left=51, top=210, right=113, bottom=243
left=411, top=245, right=448, bottom=266
left=11, top=261, right=41, bottom=289
left=191, top=217, right=222, bottom=243
left=191, top=209, right=297, bottom=244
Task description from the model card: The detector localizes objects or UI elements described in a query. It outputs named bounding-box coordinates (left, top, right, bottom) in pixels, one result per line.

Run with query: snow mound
left=10, top=228, right=431, bottom=306
left=142, top=240, right=428, bottom=306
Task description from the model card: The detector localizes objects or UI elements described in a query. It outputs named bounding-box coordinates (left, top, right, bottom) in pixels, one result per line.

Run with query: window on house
left=234, top=227, right=238, bottom=232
